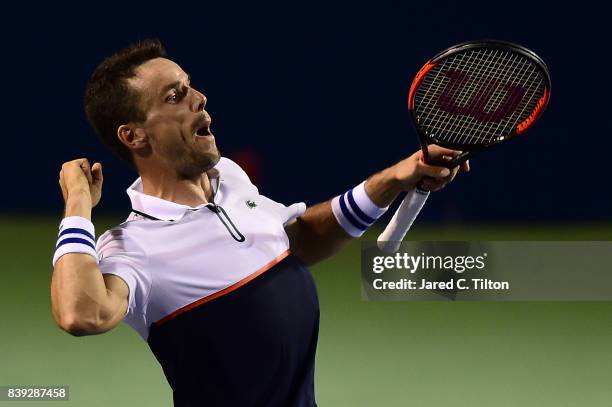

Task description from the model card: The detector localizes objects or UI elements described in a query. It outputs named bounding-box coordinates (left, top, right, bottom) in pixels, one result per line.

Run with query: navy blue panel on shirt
left=147, top=254, right=319, bottom=407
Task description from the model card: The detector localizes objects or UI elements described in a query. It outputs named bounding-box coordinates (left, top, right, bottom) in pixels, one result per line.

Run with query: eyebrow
left=160, top=74, right=191, bottom=97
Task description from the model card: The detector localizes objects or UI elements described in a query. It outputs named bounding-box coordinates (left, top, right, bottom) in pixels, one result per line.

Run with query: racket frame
left=408, top=40, right=551, bottom=166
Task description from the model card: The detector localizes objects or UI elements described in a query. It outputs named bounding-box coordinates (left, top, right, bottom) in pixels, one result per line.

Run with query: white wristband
left=52, top=216, right=99, bottom=267
left=331, top=181, right=389, bottom=237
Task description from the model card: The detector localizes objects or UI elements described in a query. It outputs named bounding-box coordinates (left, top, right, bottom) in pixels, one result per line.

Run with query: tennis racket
left=377, top=40, right=551, bottom=253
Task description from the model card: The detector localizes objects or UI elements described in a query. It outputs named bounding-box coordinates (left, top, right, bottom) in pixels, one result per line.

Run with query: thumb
left=417, top=162, right=451, bottom=179
left=91, top=162, right=104, bottom=187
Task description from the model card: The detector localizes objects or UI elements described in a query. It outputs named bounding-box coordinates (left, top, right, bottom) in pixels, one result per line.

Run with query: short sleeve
left=218, top=157, right=306, bottom=224
left=257, top=196, right=307, bottom=225
left=96, top=228, right=151, bottom=320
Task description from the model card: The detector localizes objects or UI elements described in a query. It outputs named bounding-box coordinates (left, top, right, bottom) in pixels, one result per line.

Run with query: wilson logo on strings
left=436, top=70, right=526, bottom=122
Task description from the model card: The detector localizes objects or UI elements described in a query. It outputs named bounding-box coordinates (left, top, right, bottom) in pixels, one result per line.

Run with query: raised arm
left=285, top=146, right=468, bottom=266
left=50, top=159, right=128, bottom=336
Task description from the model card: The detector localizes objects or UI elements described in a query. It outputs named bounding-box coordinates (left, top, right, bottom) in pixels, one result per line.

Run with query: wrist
left=365, top=167, right=404, bottom=208
left=65, top=194, right=92, bottom=220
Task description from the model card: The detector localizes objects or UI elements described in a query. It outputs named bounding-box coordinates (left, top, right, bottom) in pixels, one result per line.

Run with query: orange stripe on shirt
left=154, top=249, right=292, bottom=326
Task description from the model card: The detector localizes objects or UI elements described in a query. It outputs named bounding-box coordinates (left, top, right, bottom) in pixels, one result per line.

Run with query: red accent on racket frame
left=516, top=87, right=550, bottom=135
left=408, top=62, right=436, bottom=111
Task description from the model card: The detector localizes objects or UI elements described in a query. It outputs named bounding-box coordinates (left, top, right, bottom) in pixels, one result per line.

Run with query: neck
left=138, top=165, right=214, bottom=207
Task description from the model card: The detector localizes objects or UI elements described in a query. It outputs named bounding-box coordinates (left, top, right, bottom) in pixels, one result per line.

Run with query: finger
left=421, top=180, right=445, bottom=192
left=59, top=170, right=68, bottom=201
left=73, top=158, right=91, bottom=170
left=91, top=162, right=104, bottom=187
left=76, top=159, right=93, bottom=185
left=427, top=145, right=463, bottom=157
left=419, top=180, right=436, bottom=191
left=417, top=162, right=451, bottom=179
left=462, top=160, right=470, bottom=172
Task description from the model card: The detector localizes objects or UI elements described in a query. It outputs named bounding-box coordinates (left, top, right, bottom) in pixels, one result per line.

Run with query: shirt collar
left=127, top=167, right=221, bottom=222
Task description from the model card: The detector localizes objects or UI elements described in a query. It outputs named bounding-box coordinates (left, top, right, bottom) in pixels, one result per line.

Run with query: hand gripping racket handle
left=416, top=148, right=471, bottom=190
left=423, top=149, right=471, bottom=169
left=376, top=151, right=467, bottom=253
left=377, top=187, right=429, bottom=253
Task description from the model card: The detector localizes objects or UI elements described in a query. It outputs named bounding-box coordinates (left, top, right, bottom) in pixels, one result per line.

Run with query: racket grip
left=428, top=151, right=471, bottom=168
left=377, top=188, right=429, bottom=253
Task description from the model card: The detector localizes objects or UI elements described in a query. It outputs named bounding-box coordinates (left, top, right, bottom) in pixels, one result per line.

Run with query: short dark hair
left=84, top=39, right=167, bottom=164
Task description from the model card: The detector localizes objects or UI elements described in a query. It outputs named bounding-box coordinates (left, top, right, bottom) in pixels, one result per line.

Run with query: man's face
left=129, top=58, right=220, bottom=179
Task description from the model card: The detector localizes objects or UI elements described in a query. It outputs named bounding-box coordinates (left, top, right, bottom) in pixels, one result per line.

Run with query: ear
left=117, top=125, right=148, bottom=150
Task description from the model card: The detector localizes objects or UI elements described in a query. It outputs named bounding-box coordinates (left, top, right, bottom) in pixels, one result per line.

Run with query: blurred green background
left=2, top=216, right=612, bottom=406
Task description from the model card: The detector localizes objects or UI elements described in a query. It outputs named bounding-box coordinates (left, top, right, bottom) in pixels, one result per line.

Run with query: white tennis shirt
left=96, top=157, right=306, bottom=340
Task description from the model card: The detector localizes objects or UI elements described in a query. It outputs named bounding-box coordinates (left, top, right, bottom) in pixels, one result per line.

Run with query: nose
left=191, top=88, right=207, bottom=113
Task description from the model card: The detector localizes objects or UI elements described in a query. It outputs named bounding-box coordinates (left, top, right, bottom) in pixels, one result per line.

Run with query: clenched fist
left=364, top=145, right=470, bottom=208
left=390, top=145, right=470, bottom=192
left=59, top=159, right=103, bottom=218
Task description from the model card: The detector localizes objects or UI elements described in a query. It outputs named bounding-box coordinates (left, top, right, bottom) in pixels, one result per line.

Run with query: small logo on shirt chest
left=245, top=200, right=258, bottom=209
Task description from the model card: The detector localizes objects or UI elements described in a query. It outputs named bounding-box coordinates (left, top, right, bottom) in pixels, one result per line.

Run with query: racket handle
left=377, top=188, right=429, bottom=253
left=427, top=151, right=471, bottom=168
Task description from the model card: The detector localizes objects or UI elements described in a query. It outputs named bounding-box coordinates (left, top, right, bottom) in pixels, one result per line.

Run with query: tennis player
left=50, top=39, right=468, bottom=407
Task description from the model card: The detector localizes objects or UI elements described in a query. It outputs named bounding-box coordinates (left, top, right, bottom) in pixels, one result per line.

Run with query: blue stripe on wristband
left=56, top=237, right=96, bottom=251
left=347, top=188, right=375, bottom=225
left=58, top=227, right=95, bottom=241
left=339, top=192, right=368, bottom=231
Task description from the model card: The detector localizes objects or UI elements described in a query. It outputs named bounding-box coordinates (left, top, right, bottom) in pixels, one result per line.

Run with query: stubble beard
left=175, top=145, right=221, bottom=180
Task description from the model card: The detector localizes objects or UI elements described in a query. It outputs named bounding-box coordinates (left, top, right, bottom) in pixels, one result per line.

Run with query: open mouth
left=195, top=123, right=213, bottom=138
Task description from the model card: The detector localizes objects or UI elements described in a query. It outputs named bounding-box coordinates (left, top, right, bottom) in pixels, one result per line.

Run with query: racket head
left=408, top=40, right=551, bottom=153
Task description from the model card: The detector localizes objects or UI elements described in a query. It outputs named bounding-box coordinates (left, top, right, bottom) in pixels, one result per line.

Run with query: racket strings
left=455, top=49, right=541, bottom=143
left=422, top=51, right=541, bottom=143
left=439, top=49, right=540, bottom=120
left=432, top=49, right=504, bottom=144
left=449, top=50, right=539, bottom=144
left=414, top=48, right=545, bottom=146
left=418, top=54, right=543, bottom=144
